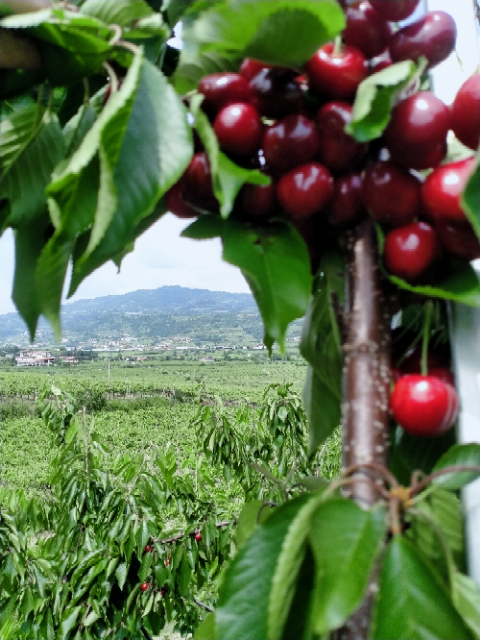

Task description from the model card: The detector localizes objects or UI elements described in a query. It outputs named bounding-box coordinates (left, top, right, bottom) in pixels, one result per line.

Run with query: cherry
left=428, top=368, right=455, bottom=387
left=343, top=1, right=392, bottom=59
left=159, top=587, right=167, bottom=596
left=421, top=158, right=475, bottom=224
left=434, top=218, right=480, bottom=262
left=195, top=532, right=202, bottom=542
left=277, top=162, right=334, bottom=219
left=144, top=544, right=152, bottom=553
left=451, top=74, right=480, bottom=151
left=183, top=152, right=218, bottom=212
left=165, top=556, right=170, bottom=567
left=326, top=173, right=365, bottom=227
left=315, top=101, right=367, bottom=174
left=239, top=58, right=272, bottom=82
left=384, top=91, right=450, bottom=170
left=262, top=114, right=320, bottom=173
left=214, top=103, right=263, bottom=159
left=198, top=73, right=251, bottom=116
left=390, top=375, right=458, bottom=437
left=389, top=11, right=457, bottom=70
left=362, top=161, right=421, bottom=227
left=238, top=180, right=277, bottom=219
left=369, top=51, right=392, bottom=74
left=165, top=180, right=198, bottom=219
left=305, top=43, right=367, bottom=100
left=249, top=68, right=303, bottom=119
left=369, top=0, right=420, bottom=22
left=140, top=583, right=149, bottom=592
left=383, top=221, right=440, bottom=283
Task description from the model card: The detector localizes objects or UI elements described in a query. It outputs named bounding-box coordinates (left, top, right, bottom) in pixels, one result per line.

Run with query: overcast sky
left=0, top=0, right=478, bottom=316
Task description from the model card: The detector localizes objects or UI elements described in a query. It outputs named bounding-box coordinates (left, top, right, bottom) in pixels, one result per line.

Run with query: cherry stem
left=103, top=61, right=119, bottom=95
left=333, top=35, right=343, bottom=56
left=342, top=462, right=399, bottom=489
left=408, top=465, right=480, bottom=498
left=421, top=300, right=433, bottom=376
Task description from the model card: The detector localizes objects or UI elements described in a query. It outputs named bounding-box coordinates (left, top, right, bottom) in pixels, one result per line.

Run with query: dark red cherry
left=277, top=162, right=334, bottom=219
left=305, top=43, right=367, bottom=100
left=199, top=73, right=251, bottom=116
left=370, top=0, right=420, bottom=22
left=239, top=58, right=273, bottom=82
left=249, top=68, right=303, bottom=119
left=343, top=1, right=393, bottom=59
left=214, top=103, right=263, bottom=158
left=384, top=221, right=440, bottom=283
left=428, top=368, right=455, bottom=387
left=315, top=101, right=367, bottom=174
left=369, top=51, right=392, bottom=74
left=262, top=114, right=320, bottom=173
left=389, top=11, right=457, bottom=70
left=183, top=152, right=218, bottom=211
left=165, top=180, right=199, bottom=219
left=326, top=173, right=365, bottom=227
left=384, top=91, right=450, bottom=169
left=362, top=161, right=421, bottom=227
left=434, top=218, right=480, bottom=262
left=451, top=74, right=480, bottom=151
left=421, top=158, right=475, bottom=224
left=238, top=179, right=277, bottom=219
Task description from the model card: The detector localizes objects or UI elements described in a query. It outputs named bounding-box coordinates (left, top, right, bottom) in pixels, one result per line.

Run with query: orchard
left=1, top=1, right=480, bottom=640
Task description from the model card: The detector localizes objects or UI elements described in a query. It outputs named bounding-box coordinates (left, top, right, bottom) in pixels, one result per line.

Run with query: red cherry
left=262, top=114, right=320, bottom=173
left=326, top=172, right=365, bottom=227
left=239, top=58, right=273, bottom=82
left=434, top=218, right=480, bottom=262
left=198, top=73, right=251, bottom=116
left=195, top=532, right=202, bottom=542
left=165, top=180, right=198, bottom=219
left=238, top=179, right=277, bottom=219
left=362, top=161, right=421, bottom=227
left=421, top=158, right=475, bottom=224
left=144, top=545, right=152, bottom=553
left=389, top=11, right=457, bottom=70
left=369, top=51, right=392, bottom=74
left=383, top=221, right=440, bottom=283
left=370, top=0, right=420, bottom=21
left=183, top=152, right=218, bottom=212
left=384, top=91, right=450, bottom=170
left=277, top=162, right=334, bottom=219
left=305, top=43, right=367, bottom=100
left=343, top=1, right=393, bottom=59
left=451, top=74, right=480, bottom=151
left=165, top=557, right=170, bottom=567
left=249, top=68, right=303, bottom=119
left=140, top=583, right=149, bottom=592
left=390, top=375, right=458, bottom=437
left=159, top=587, right=167, bottom=596
left=214, top=103, right=263, bottom=158
left=315, top=101, right=367, bottom=174
left=428, top=368, right=455, bottom=387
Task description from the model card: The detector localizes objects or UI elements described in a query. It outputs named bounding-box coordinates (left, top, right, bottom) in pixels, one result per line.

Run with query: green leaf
left=235, top=500, right=264, bottom=550
left=174, top=51, right=242, bottom=95
left=80, top=0, right=155, bottom=26
left=431, top=443, right=480, bottom=490
left=347, top=60, right=420, bottom=142
left=371, top=536, right=474, bottom=640
left=190, top=94, right=269, bottom=218
left=452, top=572, right=480, bottom=639
left=302, top=366, right=341, bottom=453
left=178, top=555, right=192, bottom=597
left=222, top=218, right=312, bottom=352
left=377, top=225, right=480, bottom=308
left=116, top=562, right=128, bottom=591
left=462, top=151, right=480, bottom=240
left=279, top=545, right=316, bottom=640
left=195, top=612, right=217, bottom=640
left=58, top=606, right=82, bottom=639
left=309, top=500, right=386, bottom=635
left=63, top=105, right=97, bottom=156
left=181, top=0, right=344, bottom=69
left=137, top=551, right=153, bottom=584
left=216, top=495, right=310, bottom=640
left=181, top=214, right=224, bottom=240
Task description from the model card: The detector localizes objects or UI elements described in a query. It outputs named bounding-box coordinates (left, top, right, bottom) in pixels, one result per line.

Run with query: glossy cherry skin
left=198, top=73, right=251, bottom=116
left=421, top=158, right=475, bottom=224
left=305, top=43, right=367, bottom=100
left=140, top=583, right=150, bottom=592
left=165, top=180, right=198, bottom=219
left=434, top=218, right=480, bottom=262
left=277, top=162, right=334, bottom=219
left=315, top=101, right=367, bottom=174
left=384, top=91, right=450, bottom=169
left=195, top=533, right=202, bottom=542
left=369, top=52, right=392, bottom=74
left=384, top=221, right=440, bottom=283
left=370, top=0, right=420, bottom=22
left=451, top=74, right=480, bottom=151
left=390, top=375, right=458, bottom=437
left=262, top=114, right=320, bottom=173
left=343, top=1, right=392, bottom=59
left=239, top=58, right=272, bottom=82
left=249, top=68, right=303, bottom=119
left=183, top=152, right=218, bottom=212
left=145, top=545, right=153, bottom=553
left=326, top=173, right=365, bottom=227
left=238, top=180, right=277, bottom=219
left=389, top=11, right=457, bottom=70
left=214, top=103, right=263, bottom=158
left=362, top=161, right=421, bottom=227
